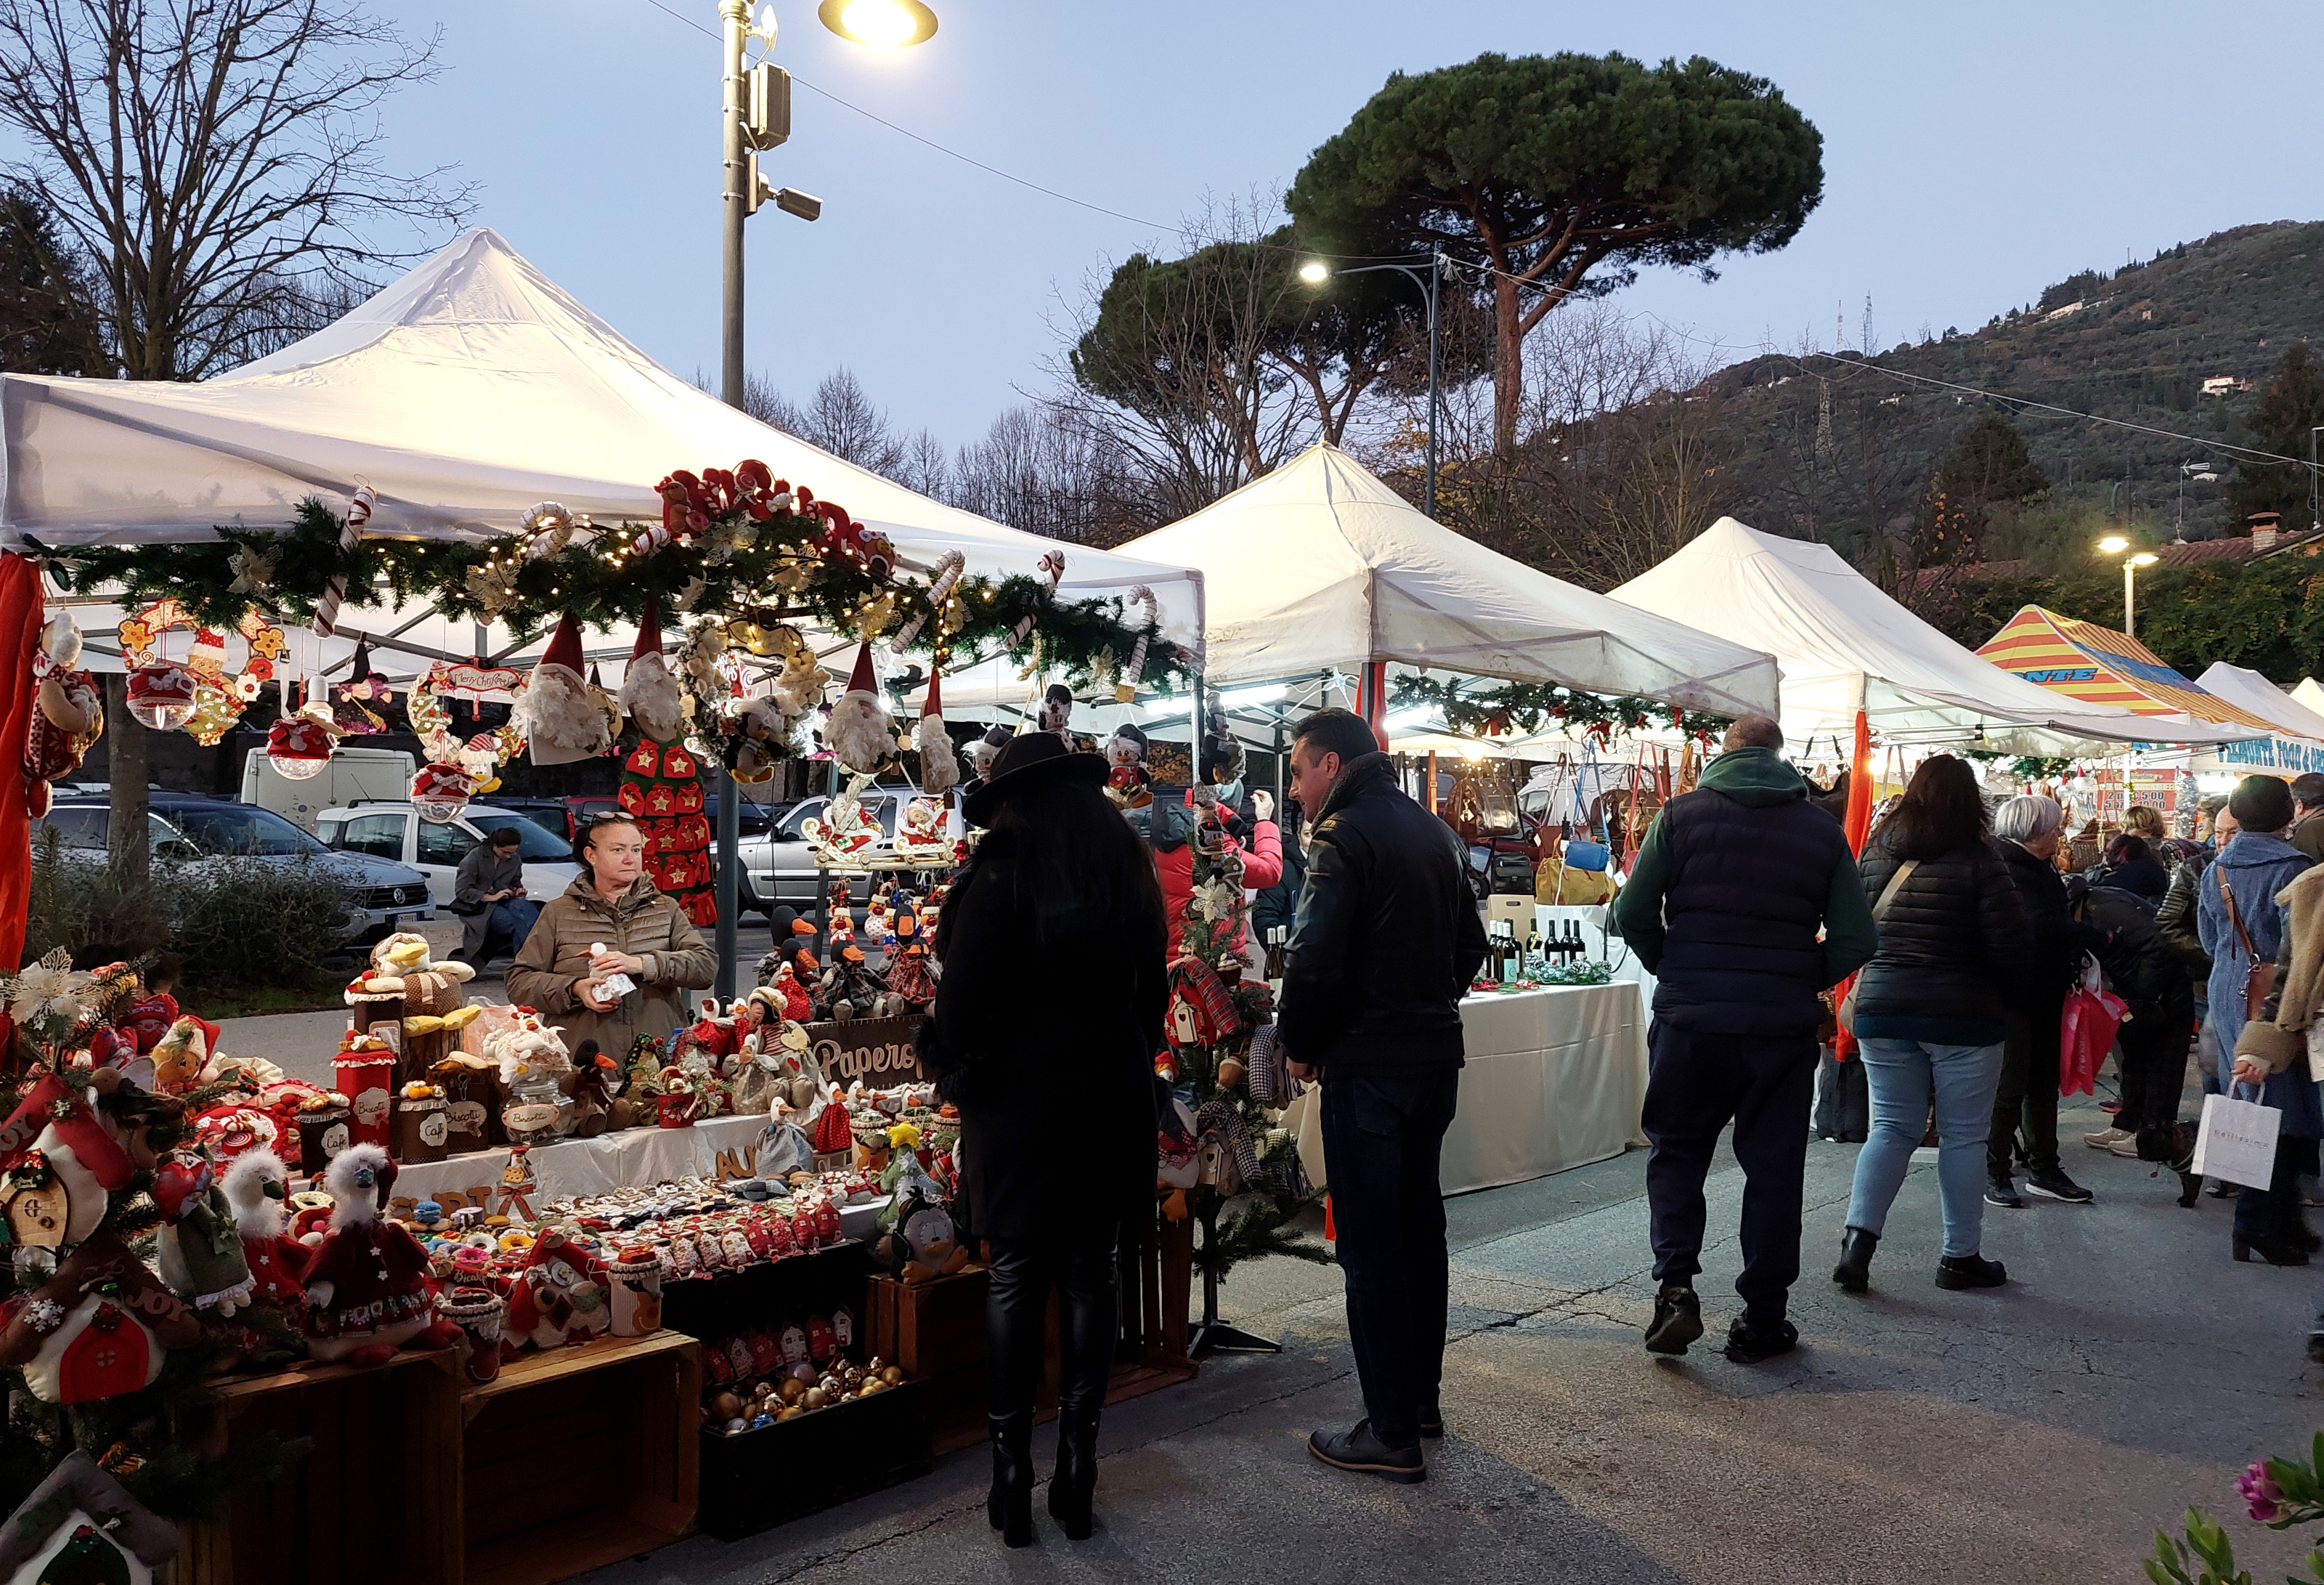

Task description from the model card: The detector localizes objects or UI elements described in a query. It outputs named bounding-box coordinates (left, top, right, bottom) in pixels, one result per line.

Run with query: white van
left=240, top=746, right=415, bottom=831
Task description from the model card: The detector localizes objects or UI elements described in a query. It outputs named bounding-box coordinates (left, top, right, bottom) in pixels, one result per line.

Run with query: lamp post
left=713, top=0, right=936, bottom=1000
left=2097, top=535, right=2161, bottom=637
left=1299, top=254, right=1445, bottom=519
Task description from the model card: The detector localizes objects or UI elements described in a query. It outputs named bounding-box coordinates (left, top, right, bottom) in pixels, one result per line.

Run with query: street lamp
left=2098, top=536, right=2160, bottom=636
left=1299, top=254, right=1446, bottom=519
left=713, top=0, right=936, bottom=1000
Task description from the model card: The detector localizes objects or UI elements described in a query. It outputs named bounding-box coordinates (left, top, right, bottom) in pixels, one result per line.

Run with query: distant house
left=2044, top=300, right=2084, bottom=321
left=2201, top=375, right=2250, bottom=396
left=1903, top=523, right=2324, bottom=596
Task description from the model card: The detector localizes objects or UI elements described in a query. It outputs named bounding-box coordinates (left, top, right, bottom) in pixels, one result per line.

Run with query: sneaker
left=1985, top=1175, right=2026, bottom=1209
left=1644, top=1283, right=1703, bottom=1355
left=1307, top=1419, right=1424, bottom=1485
left=2208, top=1179, right=2237, bottom=1199
left=1936, top=1253, right=2009, bottom=1289
left=2024, top=1167, right=2094, bottom=1203
left=2083, top=1127, right=2135, bottom=1151
left=1724, top=1315, right=1798, bottom=1363
left=2107, top=1135, right=2143, bottom=1159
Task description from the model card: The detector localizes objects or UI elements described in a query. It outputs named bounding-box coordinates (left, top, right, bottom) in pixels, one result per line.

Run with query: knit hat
left=2230, top=774, right=2296, bottom=834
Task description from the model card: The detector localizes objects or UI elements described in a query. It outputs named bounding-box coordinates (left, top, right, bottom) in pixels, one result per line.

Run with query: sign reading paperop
left=802, top=1016, right=925, bottom=1088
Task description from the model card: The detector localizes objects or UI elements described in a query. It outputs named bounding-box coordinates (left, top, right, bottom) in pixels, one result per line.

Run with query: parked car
left=315, top=803, right=581, bottom=907
left=35, top=793, right=435, bottom=942
left=238, top=745, right=415, bottom=831
left=736, top=790, right=909, bottom=915
left=462, top=796, right=576, bottom=843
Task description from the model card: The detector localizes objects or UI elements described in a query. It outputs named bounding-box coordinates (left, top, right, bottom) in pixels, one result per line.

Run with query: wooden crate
left=460, top=1331, right=700, bottom=1585
left=176, top=1331, right=699, bottom=1585
left=178, top=1350, right=462, bottom=1585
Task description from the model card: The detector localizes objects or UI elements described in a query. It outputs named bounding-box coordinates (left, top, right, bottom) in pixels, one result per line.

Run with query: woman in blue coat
left=2197, top=775, right=2317, bottom=1265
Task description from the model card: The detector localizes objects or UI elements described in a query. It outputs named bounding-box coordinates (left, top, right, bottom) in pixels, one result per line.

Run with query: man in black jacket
left=1609, top=716, right=1878, bottom=1363
left=1279, top=708, right=1488, bottom=1485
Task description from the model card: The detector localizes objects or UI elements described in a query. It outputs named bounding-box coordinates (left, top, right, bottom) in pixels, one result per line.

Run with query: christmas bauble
left=127, top=662, right=198, bottom=730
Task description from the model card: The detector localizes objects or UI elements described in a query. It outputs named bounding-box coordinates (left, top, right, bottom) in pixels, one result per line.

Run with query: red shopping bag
left=2059, top=981, right=2126, bottom=1098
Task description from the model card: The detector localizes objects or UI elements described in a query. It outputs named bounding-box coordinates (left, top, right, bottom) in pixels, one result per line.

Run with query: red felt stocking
left=0, top=1076, right=134, bottom=1190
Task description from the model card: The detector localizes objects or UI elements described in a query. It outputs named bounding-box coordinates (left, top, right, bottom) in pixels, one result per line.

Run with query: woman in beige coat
left=508, top=814, right=716, bottom=1058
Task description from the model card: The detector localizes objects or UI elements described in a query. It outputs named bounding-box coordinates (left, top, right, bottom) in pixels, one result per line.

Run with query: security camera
left=774, top=187, right=822, bottom=222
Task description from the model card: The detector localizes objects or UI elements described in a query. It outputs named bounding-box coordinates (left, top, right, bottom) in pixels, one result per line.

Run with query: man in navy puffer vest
left=1611, top=716, right=1878, bottom=1363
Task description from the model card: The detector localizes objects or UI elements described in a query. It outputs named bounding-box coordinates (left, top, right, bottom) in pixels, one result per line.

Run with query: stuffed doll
left=222, top=1148, right=309, bottom=1317
left=152, top=1152, right=256, bottom=1316
left=23, top=611, right=102, bottom=819
left=504, top=1228, right=613, bottom=1350
left=302, top=1144, right=460, bottom=1365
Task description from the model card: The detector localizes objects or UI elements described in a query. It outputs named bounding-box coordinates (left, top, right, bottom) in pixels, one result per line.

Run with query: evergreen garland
left=51, top=489, right=1184, bottom=694
left=1390, top=675, right=1733, bottom=743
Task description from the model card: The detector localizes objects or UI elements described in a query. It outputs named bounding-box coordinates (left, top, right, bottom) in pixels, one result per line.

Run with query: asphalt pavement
left=576, top=1079, right=2320, bottom=1585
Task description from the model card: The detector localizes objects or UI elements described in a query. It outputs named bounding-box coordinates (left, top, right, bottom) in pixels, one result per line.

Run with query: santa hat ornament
left=619, top=598, right=683, bottom=743
left=825, top=641, right=895, bottom=777
left=265, top=705, right=341, bottom=782
left=126, top=661, right=199, bottom=731
left=410, top=760, right=477, bottom=824
left=915, top=667, right=960, bottom=797
left=513, top=613, right=614, bottom=766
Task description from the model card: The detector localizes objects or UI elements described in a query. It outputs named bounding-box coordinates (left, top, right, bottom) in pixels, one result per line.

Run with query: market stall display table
left=394, top=1114, right=779, bottom=1215
left=1441, top=981, right=1649, bottom=1196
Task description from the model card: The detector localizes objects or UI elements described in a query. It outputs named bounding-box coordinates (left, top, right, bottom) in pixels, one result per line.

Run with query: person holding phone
left=452, top=827, right=537, bottom=962
left=508, top=814, right=715, bottom=1055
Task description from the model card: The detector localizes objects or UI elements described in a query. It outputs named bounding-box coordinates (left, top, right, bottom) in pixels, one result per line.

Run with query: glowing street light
left=817, top=0, right=938, bottom=45
left=1301, top=253, right=1447, bottom=518
left=2097, top=537, right=2161, bottom=636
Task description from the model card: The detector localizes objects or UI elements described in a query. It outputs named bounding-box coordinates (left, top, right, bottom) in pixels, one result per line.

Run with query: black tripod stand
left=1187, top=1187, right=1282, bottom=1358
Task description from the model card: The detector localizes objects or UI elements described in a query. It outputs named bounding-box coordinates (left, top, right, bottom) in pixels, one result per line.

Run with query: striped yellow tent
left=1976, top=606, right=2278, bottom=730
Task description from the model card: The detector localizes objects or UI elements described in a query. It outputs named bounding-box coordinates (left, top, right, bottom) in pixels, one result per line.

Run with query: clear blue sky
left=371, top=0, right=2324, bottom=449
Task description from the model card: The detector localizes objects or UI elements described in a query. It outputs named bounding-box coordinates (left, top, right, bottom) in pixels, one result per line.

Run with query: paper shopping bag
left=2192, top=1093, right=2282, bottom=1191
left=1280, top=1085, right=1326, bottom=1193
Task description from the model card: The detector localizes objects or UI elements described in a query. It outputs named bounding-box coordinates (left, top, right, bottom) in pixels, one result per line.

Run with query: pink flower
left=2240, top=1461, right=2286, bottom=1523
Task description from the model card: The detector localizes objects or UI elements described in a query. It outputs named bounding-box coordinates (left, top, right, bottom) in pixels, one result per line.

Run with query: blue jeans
left=1848, top=1037, right=2007, bottom=1258
left=491, top=898, right=540, bottom=952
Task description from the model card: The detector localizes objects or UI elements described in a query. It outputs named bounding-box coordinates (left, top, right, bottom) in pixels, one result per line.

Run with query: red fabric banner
left=0, top=553, right=41, bottom=974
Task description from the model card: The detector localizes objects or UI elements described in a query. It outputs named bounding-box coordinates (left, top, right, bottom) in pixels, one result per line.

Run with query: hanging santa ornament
left=824, top=641, right=896, bottom=777
left=410, top=761, right=477, bottom=825
left=512, top=613, right=613, bottom=766
left=265, top=705, right=341, bottom=782
left=125, top=662, right=198, bottom=732
left=618, top=599, right=713, bottom=927
left=24, top=612, right=102, bottom=820
left=916, top=665, right=959, bottom=797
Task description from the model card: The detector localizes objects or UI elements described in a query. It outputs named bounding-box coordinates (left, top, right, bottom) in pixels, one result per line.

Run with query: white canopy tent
left=1115, top=445, right=1779, bottom=719
left=1609, top=517, right=2258, bottom=756
left=2186, top=662, right=2324, bottom=778
left=0, top=227, right=1203, bottom=649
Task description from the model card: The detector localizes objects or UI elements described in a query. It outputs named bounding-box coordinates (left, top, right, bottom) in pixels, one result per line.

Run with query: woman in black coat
left=918, top=731, right=1167, bottom=1548
left=1837, top=755, right=2031, bottom=1293
left=1989, top=795, right=2103, bottom=1207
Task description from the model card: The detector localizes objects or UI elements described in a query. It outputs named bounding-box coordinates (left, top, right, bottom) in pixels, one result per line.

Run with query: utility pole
left=712, top=0, right=749, bottom=1003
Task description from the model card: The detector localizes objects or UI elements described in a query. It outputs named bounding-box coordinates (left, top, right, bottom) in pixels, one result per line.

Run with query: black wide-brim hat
left=962, top=731, right=1108, bottom=829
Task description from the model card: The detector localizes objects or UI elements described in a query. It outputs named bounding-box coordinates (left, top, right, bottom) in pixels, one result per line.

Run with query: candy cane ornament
left=1114, top=584, right=1158, bottom=702
left=890, top=551, right=964, bottom=654
left=312, top=479, right=374, bottom=638
left=1009, top=551, right=1063, bottom=646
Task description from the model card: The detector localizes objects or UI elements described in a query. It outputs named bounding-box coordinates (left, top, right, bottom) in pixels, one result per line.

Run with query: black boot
left=987, top=1411, right=1034, bottom=1547
left=1048, top=1404, right=1100, bottom=1541
left=1832, top=1226, right=1879, bottom=1293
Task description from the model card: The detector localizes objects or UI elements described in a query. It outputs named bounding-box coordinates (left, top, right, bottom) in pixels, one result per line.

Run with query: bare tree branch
left=0, top=0, right=474, bottom=378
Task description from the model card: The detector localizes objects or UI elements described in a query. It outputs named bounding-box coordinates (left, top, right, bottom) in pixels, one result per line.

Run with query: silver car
left=736, top=791, right=908, bottom=915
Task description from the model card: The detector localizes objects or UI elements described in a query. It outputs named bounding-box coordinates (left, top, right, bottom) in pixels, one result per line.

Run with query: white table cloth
left=386, top=1113, right=773, bottom=1220
left=1439, top=981, right=1650, bottom=1196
